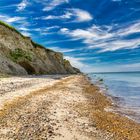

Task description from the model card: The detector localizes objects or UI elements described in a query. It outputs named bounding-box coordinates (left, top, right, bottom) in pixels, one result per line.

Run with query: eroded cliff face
left=0, top=22, right=80, bottom=75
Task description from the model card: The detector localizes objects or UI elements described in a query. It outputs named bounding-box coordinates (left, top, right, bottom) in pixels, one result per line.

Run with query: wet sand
left=0, top=75, right=140, bottom=140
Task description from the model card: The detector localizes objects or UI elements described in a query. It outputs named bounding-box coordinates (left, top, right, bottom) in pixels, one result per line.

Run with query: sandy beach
left=0, top=75, right=140, bottom=140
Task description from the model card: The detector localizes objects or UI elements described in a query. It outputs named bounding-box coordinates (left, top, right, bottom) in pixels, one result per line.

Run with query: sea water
left=88, top=72, right=140, bottom=123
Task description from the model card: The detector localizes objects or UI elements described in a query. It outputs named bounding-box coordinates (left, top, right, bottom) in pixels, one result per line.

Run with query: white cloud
left=121, top=63, right=140, bottom=71
left=60, top=28, right=69, bottom=32
left=118, top=22, right=140, bottom=36
left=70, top=8, right=93, bottom=22
left=43, top=0, right=69, bottom=11
left=60, top=25, right=112, bottom=40
left=97, top=39, right=140, bottom=52
left=21, top=31, right=32, bottom=36
left=92, top=63, right=140, bottom=73
left=43, top=12, right=72, bottom=20
left=19, top=27, right=30, bottom=31
left=26, top=26, right=60, bottom=33
left=42, top=8, right=93, bottom=22
left=60, top=22, right=140, bottom=52
left=45, top=38, right=79, bottom=45
left=62, top=28, right=95, bottom=38
left=17, top=0, right=28, bottom=11
left=18, top=26, right=60, bottom=37
left=64, top=56, right=102, bottom=72
left=64, top=56, right=91, bottom=72
left=6, top=17, right=26, bottom=23
left=45, top=26, right=60, bottom=30
left=25, top=26, right=60, bottom=36
left=0, top=14, right=31, bottom=37
left=50, top=47, right=77, bottom=53
left=0, top=14, right=26, bottom=24
left=112, top=0, right=121, bottom=2
left=0, top=4, right=17, bottom=10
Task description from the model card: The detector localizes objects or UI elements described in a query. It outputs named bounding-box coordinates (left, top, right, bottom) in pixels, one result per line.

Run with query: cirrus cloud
left=60, top=21, right=140, bottom=52
left=17, top=0, right=29, bottom=11
left=43, top=0, right=69, bottom=11
left=42, top=8, right=93, bottom=22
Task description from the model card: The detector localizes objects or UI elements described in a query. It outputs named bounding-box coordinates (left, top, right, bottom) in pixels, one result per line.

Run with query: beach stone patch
left=0, top=75, right=138, bottom=140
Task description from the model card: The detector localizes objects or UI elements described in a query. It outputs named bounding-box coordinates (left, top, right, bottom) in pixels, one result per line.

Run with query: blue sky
left=0, top=0, right=140, bottom=72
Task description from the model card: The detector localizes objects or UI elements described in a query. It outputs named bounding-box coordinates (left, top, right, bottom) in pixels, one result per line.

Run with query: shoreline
left=87, top=74, right=140, bottom=124
left=82, top=75, right=140, bottom=139
left=0, top=74, right=140, bottom=139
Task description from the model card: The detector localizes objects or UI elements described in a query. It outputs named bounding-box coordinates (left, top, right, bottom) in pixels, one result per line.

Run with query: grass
left=0, top=20, right=25, bottom=38
left=0, top=20, right=56, bottom=54
left=64, top=59, right=69, bottom=64
left=31, top=41, right=54, bottom=52
left=10, top=48, right=32, bottom=62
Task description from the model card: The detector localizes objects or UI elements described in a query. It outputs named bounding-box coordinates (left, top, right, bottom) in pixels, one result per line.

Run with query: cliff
left=0, top=21, right=80, bottom=75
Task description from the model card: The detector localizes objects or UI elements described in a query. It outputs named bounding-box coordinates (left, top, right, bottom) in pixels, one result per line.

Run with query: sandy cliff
left=0, top=21, right=80, bottom=75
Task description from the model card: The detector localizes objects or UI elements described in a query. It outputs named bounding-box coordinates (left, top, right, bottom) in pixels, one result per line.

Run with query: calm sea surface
left=88, top=72, right=140, bottom=123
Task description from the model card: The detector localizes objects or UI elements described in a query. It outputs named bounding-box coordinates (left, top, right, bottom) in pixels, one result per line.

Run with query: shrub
left=10, top=48, right=32, bottom=62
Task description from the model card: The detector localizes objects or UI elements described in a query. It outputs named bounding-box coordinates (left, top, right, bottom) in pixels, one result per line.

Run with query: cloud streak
left=17, top=0, right=29, bottom=11
left=0, top=14, right=31, bottom=36
left=43, top=0, right=69, bottom=11
left=60, top=21, right=140, bottom=52
left=0, top=14, right=27, bottom=24
left=1, top=0, right=139, bottom=72
left=70, top=8, right=93, bottom=22
left=42, top=8, right=93, bottom=22
left=64, top=56, right=91, bottom=72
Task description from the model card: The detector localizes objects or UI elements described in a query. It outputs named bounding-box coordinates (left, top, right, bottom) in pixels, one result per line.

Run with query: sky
left=0, top=0, right=140, bottom=72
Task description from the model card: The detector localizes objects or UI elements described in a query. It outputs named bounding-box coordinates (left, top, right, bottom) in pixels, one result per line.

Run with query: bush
left=10, top=48, right=32, bottom=62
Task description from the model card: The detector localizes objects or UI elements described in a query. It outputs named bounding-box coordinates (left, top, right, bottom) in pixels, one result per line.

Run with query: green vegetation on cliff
left=0, top=20, right=57, bottom=53
left=0, top=20, right=24, bottom=37
left=10, top=48, right=32, bottom=62
left=0, top=20, right=80, bottom=75
left=31, top=41, right=54, bottom=52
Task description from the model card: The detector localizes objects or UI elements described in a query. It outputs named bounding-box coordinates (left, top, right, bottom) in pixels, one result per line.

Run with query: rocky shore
left=0, top=75, right=140, bottom=140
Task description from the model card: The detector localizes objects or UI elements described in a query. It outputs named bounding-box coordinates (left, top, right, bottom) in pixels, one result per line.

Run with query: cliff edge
left=0, top=21, right=80, bottom=75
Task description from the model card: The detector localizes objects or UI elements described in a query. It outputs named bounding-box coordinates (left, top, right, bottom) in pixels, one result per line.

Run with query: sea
left=88, top=72, right=140, bottom=123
